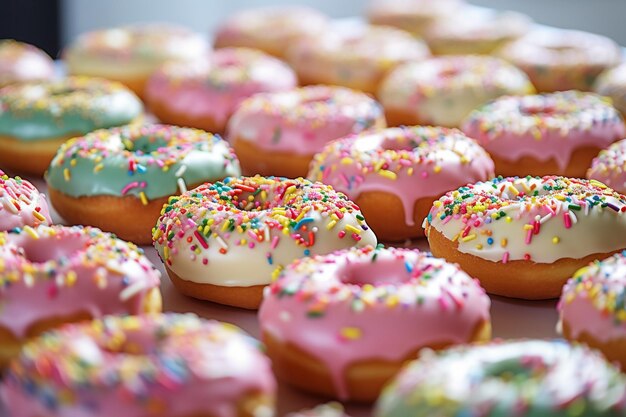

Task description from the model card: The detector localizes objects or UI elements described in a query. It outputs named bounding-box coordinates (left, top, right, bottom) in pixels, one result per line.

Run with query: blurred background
left=2, top=0, right=626, bottom=56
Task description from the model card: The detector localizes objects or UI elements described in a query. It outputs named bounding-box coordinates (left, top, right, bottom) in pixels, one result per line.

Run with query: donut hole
left=300, top=91, right=334, bottom=105
left=520, top=104, right=560, bottom=117
left=380, top=136, right=417, bottom=151
left=48, top=87, right=88, bottom=97
left=19, top=233, right=88, bottom=264
left=337, top=259, right=411, bottom=287
left=439, top=67, right=461, bottom=79
left=482, top=356, right=547, bottom=381
left=127, top=135, right=170, bottom=154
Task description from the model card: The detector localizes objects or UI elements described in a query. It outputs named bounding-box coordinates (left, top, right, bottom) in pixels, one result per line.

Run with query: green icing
left=0, top=77, right=143, bottom=140
left=46, top=125, right=241, bottom=200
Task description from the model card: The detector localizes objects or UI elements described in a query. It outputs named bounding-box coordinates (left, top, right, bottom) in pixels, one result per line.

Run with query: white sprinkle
left=539, top=213, right=553, bottom=224
left=569, top=210, right=578, bottom=224
left=119, top=280, right=147, bottom=301
left=279, top=311, right=291, bottom=322
left=216, top=235, right=228, bottom=249
left=175, top=164, right=187, bottom=177
left=177, top=177, right=187, bottom=194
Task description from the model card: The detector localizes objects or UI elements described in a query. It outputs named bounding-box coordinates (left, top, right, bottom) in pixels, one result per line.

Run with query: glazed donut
left=0, top=169, right=51, bottom=231
left=64, top=24, right=208, bottom=97
left=0, top=224, right=162, bottom=366
left=378, top=55, right=534, bottom=128
left=587, top=139, right=626, bottom=194
left=461, top=91, right=626, bottom=178
left=146, top=47, right=297, bottom=135
left=259, top=246, right=491, bottom=402
left=46, top=124, right=241, bottom=245
left=228, top=85, right=386, bottom=178
left=424, top=176, right=626, bottom=299
left=286, top=24, right=430, bottom=95
left=2, top=313, right=276, bottom=417
left=0, top=76, right=143, bottom=175
left=497, top=28, right=622, bottom=93
left=153, top=176, right=377, bottom=309
left=0, top=40, right=54, bottom=87
left=375, top=339, right=626, bottom=417
left=214, top=6, right=329, bottom=59
left=559, top=251, right=626, bottom=369
left=367, top=0, right=462, bottom=38
left=424, top=6, right=531, bottom=55
left=307, top=126, right=494, bottom=241
left=595, top=63, right=626, bottom=117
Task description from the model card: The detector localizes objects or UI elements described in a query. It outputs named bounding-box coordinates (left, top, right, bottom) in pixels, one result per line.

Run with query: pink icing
left=146, top=48, right=297, bottom=130
left=560, top=296, right=626, bottom=343
left=308, top=126, right=494, bottom=226
left=0, top=40, right=54, bottom=86
left=0, top=225, right=161, bottom=339
left=587, top=139, right=626, bottom=194
left=227, top=85, right=386, bottom=155
left=0, top=171, right=51, bottom=231
left=3, top=314, right=276, bottom=417
left=462, top=91, right=626, bottom=171
left=258, top=246, right=491, bottom=400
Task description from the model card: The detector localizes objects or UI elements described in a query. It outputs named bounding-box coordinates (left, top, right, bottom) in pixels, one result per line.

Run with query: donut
left=259, top=246, right=491, bottom=402
left=424, top=6, right=531, bottom=55
left=378, top=55, right=534, bottom=128
left=2, top=313, right=276, bottom=417
left=375, top=339, right=626, bottom=417
left=153, top=176, right=377, bottom=309
left=214, top=6, right=329, bottom=59
left=461, top=91, right=626, bottom=178
left=286, top=24, right=430, bottom=95
left=0, top=76, right=143, bottom=175
left=559, top=251, right=626, bottom=369
left=424, top=176, right=626, bottom=300
left=497, top=28, right=622, bottom=93
left=308, top=126, right=494, bottom=241
left=228, top=85, right=386, bottom=178
left=146, top=47, right=297, bottom=135
left=366, top=0, right=461, bottom=38
left=46, top=124, right=241, bottom=245
left=64, top=24, right=208, bottom=98
left=595, top=63, right=626, bottom=117
left=587, top=139, right=626, bottom=195
left=0, top=169, right=51, bottom=231
left=0, top=224, right=162, bottom=366
left=0, top=40, right=54, bottom=87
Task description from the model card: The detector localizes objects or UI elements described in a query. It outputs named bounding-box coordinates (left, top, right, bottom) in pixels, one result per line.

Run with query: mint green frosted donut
left=375, top=339, right=626, bottom=417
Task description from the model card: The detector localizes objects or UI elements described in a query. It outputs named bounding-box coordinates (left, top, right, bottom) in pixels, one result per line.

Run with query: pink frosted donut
left=228, top=85, right=386, bottom=178
left=0, top=40, right=54, bottom=87
left=0, top=224, right=162, bottom=365
left=214, top=6, right=329, bottom=59
left=587, top=139, right=626, bottom=194
left=497, top=28, right=622, bottom=93
left=559, top=251, right=626, bottom=369
left=462, top=91, right=626, bottom=177
left=378, top=55, right=535, bottom=128
left=2, top=313, right=277, bottom=417
left=259, top=246, right=491, bottom=402
left=146, top=47, right=297, bottom=135
left=287, top=24, right=430, bottom=95
left=0, top=169, right=51, bottom=231
left=307, top=126, right=494, bottom=241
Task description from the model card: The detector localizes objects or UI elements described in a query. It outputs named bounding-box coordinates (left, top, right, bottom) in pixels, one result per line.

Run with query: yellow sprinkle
left=552, top=236, right=560, bottom=244
left=63, top=168, right=71, bottom=182
left=378, top=169, right=397, bottom=180
left=94, top=163, right=104, bottom=173
left=501, top=238, right=508, bottom=247
left=407, top=167, right=414, bottom=176
left=33, top=211, right=46, bottom=221
left=433, top=165, right=442, bottom=173
left=23, top=225, right=39, bottom=240
left=589, top=179, right=607, bottom=189
left=345, top=224, right=361, bottom=234
left=461, top=234, right=476, bottom=242
left=340, top=327, right=362, bottom=341
left=506, top=216, right=512, bottom=223
left=66, top=271, right=77, bottom=287
left=326, top=220, right=337, bottom=230
left=386, top=295, right=399, bottom=307
left=340, top=157, right=353, bottom=165
left=476, top=244, right=483, bottom=250
left=523, top=224, right=533, bottom=230
left=163, top=246, right=170, bottom=260
left=70, top=159, right=77, bottom=167
left=139, top=191, right=148, bottom=206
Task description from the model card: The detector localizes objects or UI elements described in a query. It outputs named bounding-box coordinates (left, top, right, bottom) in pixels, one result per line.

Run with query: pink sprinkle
left=271, top=235, right=279, bottom=250
left=121, top=181, right=140, bottom=195
left=502, top=252, right=509, bottom=264
left=247, top=230, right=258, bottom=241
left=525, top=228, right=533, bottom=245
left=194, top=231, right=208, bottom=249
left=564, top=211, right=571, bottom=229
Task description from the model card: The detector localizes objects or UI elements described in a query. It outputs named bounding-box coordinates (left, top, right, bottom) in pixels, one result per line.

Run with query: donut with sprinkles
left=559, top=251, right=626, bottom=369
left=152, top=176, right=377, bottom=309
left=46, top=124, right=241, bottom=245
left=0, top=169, right=51, bottom=231
left=587, top=139, right=626, bottom=195
left=375, top=339, right=626, bottom=417
left=259, top=245, right=491, bottom=402
left=227, top=85, right=386, bottom=178
left=424, top=176, right=626, bottom=299
left=0, top=224, right=162, bottom=366
left=0, top=76, right=143, bottom=175
left=2, top=314, right=276, bottom=417
left=308, top=126, right=494, bottom=241
left=462, top=91, right=625, bottom=178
